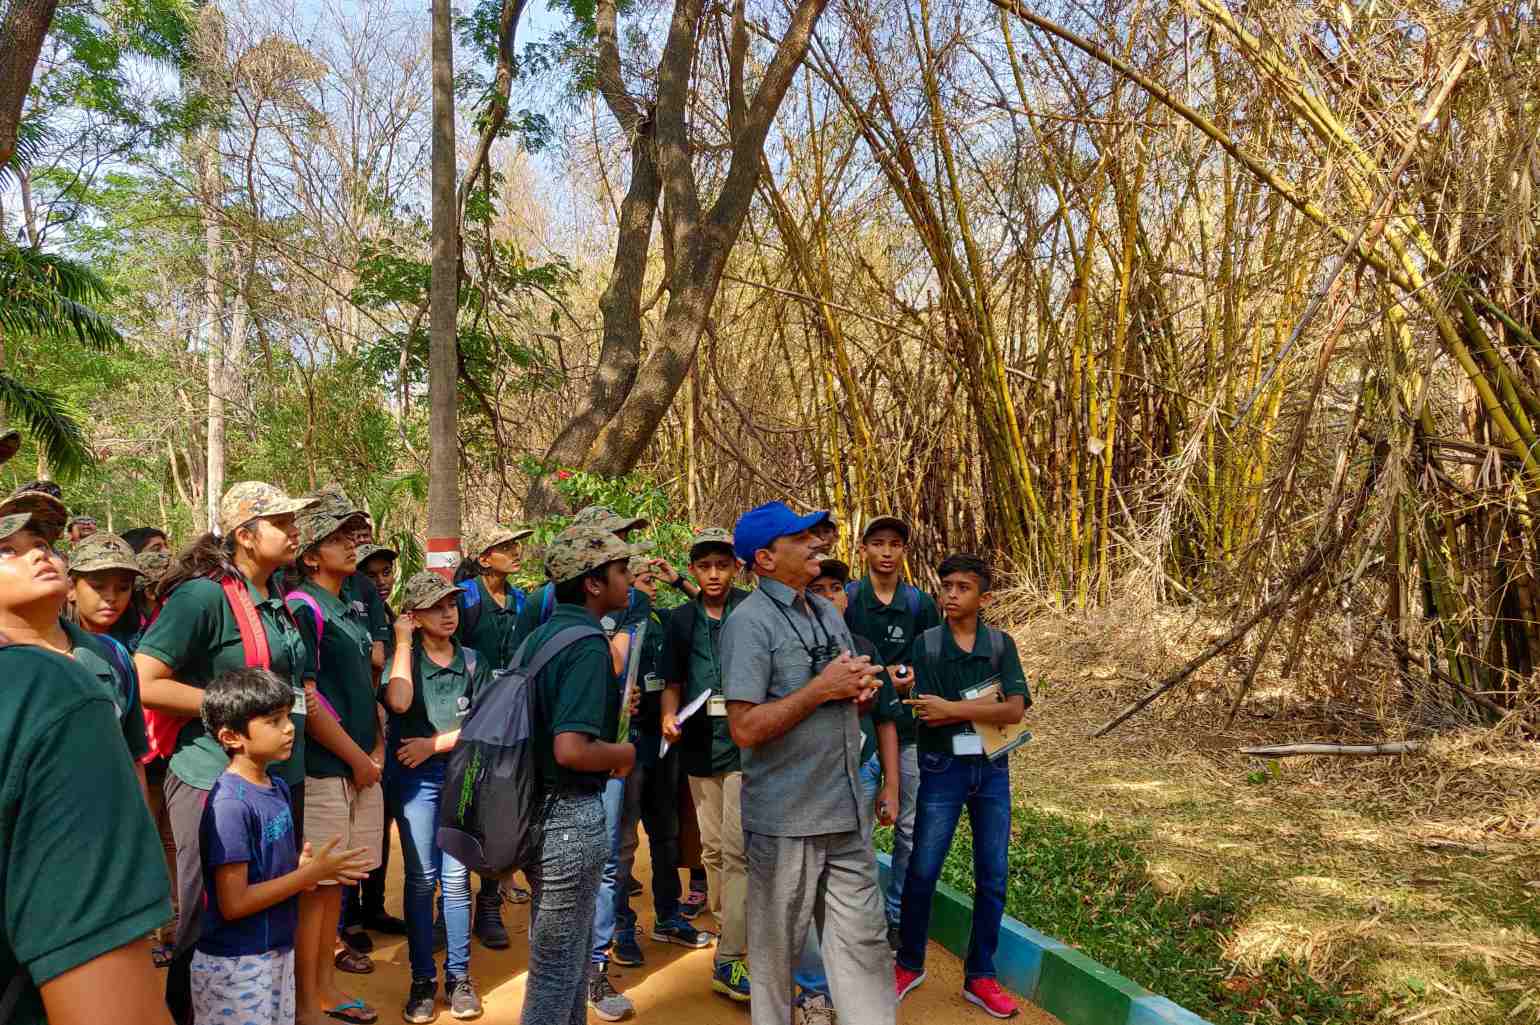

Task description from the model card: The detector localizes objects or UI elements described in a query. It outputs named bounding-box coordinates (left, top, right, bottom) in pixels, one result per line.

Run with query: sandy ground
left=334, top=833, right=1060, bottom=1025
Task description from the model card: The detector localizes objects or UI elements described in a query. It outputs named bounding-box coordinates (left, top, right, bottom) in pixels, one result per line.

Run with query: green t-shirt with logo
left=387, top=639, right=490, bottom=745
left=138, top=574, right=309, bottom=788
left=290, top=579, right=378, bottom=779
left=844, top=577, right=941, bottom=745
left=0, top=645, right=171, bottom=1024
left=456, top=576, right=524, bottom=670
left=526, top=603, right=620, bottom=789
left=62, top=618, right=149, bottom=762
left=911, top=619, right=1031, bottom=757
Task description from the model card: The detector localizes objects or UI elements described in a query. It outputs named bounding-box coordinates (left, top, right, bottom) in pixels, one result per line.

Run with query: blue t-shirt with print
left=197, top=770, right=299, bottom=957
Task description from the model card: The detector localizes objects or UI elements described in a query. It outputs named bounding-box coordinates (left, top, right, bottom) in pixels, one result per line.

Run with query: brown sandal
left=333, top=946, right=374, bottom=975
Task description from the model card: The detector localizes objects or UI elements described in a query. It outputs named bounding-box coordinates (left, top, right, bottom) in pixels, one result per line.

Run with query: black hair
left=553, top=560, right=622, bottom=605
left=937, top=553, right=992, bottom=592
left=120, top=527, right=168, bottom=553
left=201, top=667, right=293, bottom=751
left=689, top=542, right=736, bottom=564
left=157, top=532, right=239, bottom=599
left=812, top=559, right=850, bottom=586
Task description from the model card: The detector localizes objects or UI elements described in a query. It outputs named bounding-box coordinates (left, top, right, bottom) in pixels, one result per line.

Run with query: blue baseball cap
left=732, top=501, right=831, bottom=564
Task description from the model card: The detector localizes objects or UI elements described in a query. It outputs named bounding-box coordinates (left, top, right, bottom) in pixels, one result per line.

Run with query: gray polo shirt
left=720, top=577, right=865, bottom=837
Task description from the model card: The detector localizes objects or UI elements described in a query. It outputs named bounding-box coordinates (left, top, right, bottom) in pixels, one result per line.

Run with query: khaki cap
left=136, top=548, right=173, bottom=591
left=544, top=525, right=651, bottom=583
left=572, top=505, right=650, bottom=534
left=67, top=532, right=141, bottom=575
left=219, top=482, right=317, bottom=535
left=355, top=543, right=398, bottom=565
left=295, top=487, right=368, bottom=552
left=0, top=487, right=68, bottom=544
left=0, top=512, right=32, bottom=542
left=400, top=570, right=464, bottom=611
left=466, top=525, right=535, bottom=559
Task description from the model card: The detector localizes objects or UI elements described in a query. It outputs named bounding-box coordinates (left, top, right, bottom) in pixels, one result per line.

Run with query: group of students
left=0, top=432, right=1033, bottom=1025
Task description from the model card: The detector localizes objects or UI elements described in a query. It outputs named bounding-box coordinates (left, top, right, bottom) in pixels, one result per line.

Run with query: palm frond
left=0, top=117, right=50, bottom=189
left=0, top=374, right=93, bottom=476
left=0, top=243, right=123, bottom=350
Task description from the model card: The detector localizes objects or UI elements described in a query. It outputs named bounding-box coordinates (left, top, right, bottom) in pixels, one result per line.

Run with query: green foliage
left=879, top=808, right=1381, bottom=1024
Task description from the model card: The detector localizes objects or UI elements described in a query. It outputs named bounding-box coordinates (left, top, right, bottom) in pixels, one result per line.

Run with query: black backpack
left=436, top=623, right=603, bottom=877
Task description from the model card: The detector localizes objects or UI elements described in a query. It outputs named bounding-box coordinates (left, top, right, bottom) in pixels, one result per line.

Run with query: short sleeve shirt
left=138, top=574, right=310, bottom=788
left=290, top=580, right=378, bottom=779
left=0, top=646, right=171, bottom=1024
left=458, top=576, right=524, bottom=670
left=911, top=620, right=1031, bottom=756
left=527, top=604, right=619, bottom=790
left=62, top=618, right=149, bottom=761
left=844, top=578, right=941, bottom=745
left=720, top=579, right=864, bottom=837
left=349, top=570, right=391, bottom=644
left=387, top=640, right=488, bottom=746
left=197, top=771, right=299, bottom=956
left=661, top=595, right=748, bottom=778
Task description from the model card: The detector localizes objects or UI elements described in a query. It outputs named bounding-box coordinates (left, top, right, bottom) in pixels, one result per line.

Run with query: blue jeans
left=897, top=752, right=1011, bottom=980
left=389, top=756, right=471, bottom=982
left=589, top=775, right=626, bottom=966
left=615, top=745, right=682, bottom=931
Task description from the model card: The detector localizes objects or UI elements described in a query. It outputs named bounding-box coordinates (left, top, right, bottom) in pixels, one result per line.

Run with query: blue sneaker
left=712, top=959, right=751, bottom=1002
left=651, top=916, right=714, bottom=949
left=611, top=929, right=645, bottom=966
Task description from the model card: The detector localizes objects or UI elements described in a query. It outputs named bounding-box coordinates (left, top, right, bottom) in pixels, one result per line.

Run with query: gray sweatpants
left=745, top=829, right=897, bottom=1025
left=521, top=791, right=607, bottom=1025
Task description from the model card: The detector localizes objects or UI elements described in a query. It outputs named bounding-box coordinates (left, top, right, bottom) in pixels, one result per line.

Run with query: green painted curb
left=878, top=853, right=1214, bottom=1025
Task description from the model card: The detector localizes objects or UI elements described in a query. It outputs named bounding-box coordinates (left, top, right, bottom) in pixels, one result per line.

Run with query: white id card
left=952, top=731, right=984, bottom=756
left=292, top=685, right=307, bottom=715
left=708, top=696, right=728, bottom=717
left=644, top=673, right=665, bottom=694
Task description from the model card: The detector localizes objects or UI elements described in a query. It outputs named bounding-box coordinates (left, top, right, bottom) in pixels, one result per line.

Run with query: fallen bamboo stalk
left=1239, top=741, right=1422, bottom=757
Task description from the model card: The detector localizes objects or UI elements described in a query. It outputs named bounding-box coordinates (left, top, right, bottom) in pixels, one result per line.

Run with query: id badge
left=708, top=696, right=728, bottom=717
left=291, top=685, right=307, bottom=716
left=952, top=731, right=984, bottom=756
left=644, top=673, right=664, bottom=694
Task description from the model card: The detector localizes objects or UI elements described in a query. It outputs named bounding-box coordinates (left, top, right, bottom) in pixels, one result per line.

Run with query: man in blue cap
left=720, top=501, right=897, bottom=1025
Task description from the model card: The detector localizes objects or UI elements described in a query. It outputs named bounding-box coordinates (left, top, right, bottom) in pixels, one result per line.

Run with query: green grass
left=879, top=808, right=1383, bottom=1024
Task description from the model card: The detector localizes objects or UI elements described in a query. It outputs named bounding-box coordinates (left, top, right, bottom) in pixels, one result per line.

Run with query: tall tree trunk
left=426, top=0, right=460, bottom=577
left=0, top=0, right=58, bottom=170
left=201, top=125, right=226, bottom=532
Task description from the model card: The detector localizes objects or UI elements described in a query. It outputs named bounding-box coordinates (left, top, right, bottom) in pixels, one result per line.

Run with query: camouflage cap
left=355, top=542, right=398, bottom=565
left=466, top=525, right=534, bottom=560
left=0, top=486, right=68, bottom=543
left=0, top=428, right=19, bottom=466
left=544, top=524, right=651, bottom=583
left=67, top=532, right=141, bottom=576
left=135, top=547, right=173, bottom=591
left=688, top=526, right=735, bottom=561
left=219, top=482, right=317, bottom=535
left=627, top=554, right=655, bottom=577
left=572, top=505, right=650, bottom=534
left=400, top=570, right=463, bottom=611
left=0, top=512, right=32, bottom=542
left=67, top=515, right=98, bottom=530
left=295, top=487, right=368, bottom=552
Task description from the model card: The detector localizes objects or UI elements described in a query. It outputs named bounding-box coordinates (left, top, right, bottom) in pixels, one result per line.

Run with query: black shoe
left=362, top=910, right=409, bottom=935
left=432, top=916, right=447, bottom=953
left=472, top=892, right=509, bottom=950
left=445, top=977, right=483, bottom=1020
left=887, top=924, right=900, bottom=950
left=339, top=925, right=374, bottom=955
left=403, top=977, right=438, bottom=1024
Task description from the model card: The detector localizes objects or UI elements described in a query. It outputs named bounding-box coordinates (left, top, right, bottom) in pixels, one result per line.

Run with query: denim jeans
left=523, top=791, right=607, bottom=1025
left=897, top=752, right=1011, bottom=980
left=615, top=745, right=682, bottom=930
left=589, top=775, right=627, bottom=966
left=388, top=755, right=471, bottom=982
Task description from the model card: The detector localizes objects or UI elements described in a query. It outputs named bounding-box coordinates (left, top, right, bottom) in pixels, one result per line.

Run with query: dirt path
left=339, top=835, right=1060, bottom=1025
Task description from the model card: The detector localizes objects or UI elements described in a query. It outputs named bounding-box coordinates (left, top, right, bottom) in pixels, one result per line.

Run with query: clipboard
left=961, top=679, right=1032, bottom=760
left=616, top=620, right=646, bottom=742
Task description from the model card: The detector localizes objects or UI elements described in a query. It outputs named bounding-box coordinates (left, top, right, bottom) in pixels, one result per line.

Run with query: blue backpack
left=458, top=579, right=528, bottom=639
left=845, top=580, right=922, bottom=618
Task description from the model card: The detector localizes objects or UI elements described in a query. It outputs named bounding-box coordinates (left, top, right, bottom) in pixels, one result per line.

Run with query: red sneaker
left=895, top=965, right=926, bottom=1001
left=963, top=977, right=1020, bottom=1018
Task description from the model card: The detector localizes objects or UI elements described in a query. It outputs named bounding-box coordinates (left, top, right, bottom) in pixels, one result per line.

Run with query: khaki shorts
left=302, top=776, right=384, bottom=884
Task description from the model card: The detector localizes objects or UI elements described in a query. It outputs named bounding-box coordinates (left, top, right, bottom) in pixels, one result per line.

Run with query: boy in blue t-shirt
left=193, top=668, right=373, bottom=1025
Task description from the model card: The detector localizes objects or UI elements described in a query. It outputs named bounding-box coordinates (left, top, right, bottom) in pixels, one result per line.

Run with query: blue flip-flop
left=323, top=999, right=378, bottom=1024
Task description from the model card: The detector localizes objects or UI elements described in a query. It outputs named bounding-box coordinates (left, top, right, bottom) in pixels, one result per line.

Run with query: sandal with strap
left=333, top=946, right=374, bottom=975
left=322, top=998, right=379, bottom=1023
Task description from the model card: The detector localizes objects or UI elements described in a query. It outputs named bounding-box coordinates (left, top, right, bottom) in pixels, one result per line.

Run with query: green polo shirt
left=456, top=575, right=523, bottom=670
left=683, top=594, right=742, bottom=769
left=852, top=633, right=901, bottom=764
left=138, top=574, right=309, bottom=789
left=526, top=604, right=620, bottom=790
left=388, top=639, right=490, bottom=744
left=0, top=646, right=171, bottom=1025
left=350, top=570, right=391, bottom=644
left=844, top=577, right=941, bottom=745
left=62, top=619, right=149, bottom=762
left=911, top=617, right=1030, bottom=757
left=290, top=579, right=378, bottom=779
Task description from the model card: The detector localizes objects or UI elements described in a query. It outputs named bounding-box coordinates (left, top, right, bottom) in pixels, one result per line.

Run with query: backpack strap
left=520, top=624, right=604, bottom=682
left=285, top=590, right=326, bottom=652
left=512, top=588, right=526, bottom=616
left=903, top=582, right=921, bottom=619
left=922, top=625, right=943, bottom=664
left=986, top=625, right=1004, bottom=675
left=844, top=580, right=858, bottom=602
left=98, top=632, right=134, bottom=686
left=221, top=575, right=271, bottom=669
left=539, top=583, right=555, bottom=625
